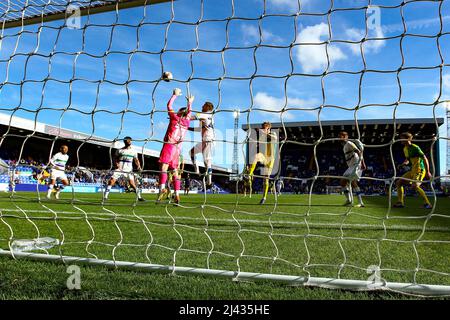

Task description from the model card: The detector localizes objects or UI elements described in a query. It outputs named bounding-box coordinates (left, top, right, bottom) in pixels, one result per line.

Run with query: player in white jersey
left=46, top=145, right=70, bottom=200
left=339, top=131, right=366, bottom=207
left=189, top=101, right=215, bottom=187
left=1, top=158, right=16, bottom=193
left=103, top=136, right=145, bottom=202
left=275, top=178, right=284, bottom=196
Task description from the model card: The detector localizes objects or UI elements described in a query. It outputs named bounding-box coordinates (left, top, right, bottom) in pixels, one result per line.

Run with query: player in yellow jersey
left=248, top=122, right=277, bottom=205
left=393, top=132, right=432, bottom=209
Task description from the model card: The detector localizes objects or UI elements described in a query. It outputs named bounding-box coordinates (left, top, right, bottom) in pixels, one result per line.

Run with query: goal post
left=2, top=249, right=450, bottom=296
left=0, top=0, right=173, bottom=29
left=0, top=0, right=450, bottom=298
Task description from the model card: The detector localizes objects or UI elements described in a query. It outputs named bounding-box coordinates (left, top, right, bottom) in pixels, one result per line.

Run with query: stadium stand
left=244, top=118, right=444, bottom=196
left=0, top=113, right=231, bottom=193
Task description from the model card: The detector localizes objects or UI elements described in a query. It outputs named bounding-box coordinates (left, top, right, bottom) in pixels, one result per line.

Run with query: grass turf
left=0, top=191, right=449, bottom=300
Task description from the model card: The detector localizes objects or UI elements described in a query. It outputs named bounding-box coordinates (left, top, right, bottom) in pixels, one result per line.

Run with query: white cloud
left=382, top=15, right=450, bottom=35
left=345, top=26, right=386, bottom=55
left=444, top=74, right=450, bottom=91
left=267, top=0, right=308, bottom=10
left=241, top=24, right=283, bottom=45
left=253, top=91, right=318, bottom=120
left=442, top=74, right=450, bottom=104
left=295, top=23, right=347, bottom=73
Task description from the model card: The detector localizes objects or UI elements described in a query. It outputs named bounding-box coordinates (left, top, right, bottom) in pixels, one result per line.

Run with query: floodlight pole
left=231, top=109, right=240, bottom=181
left=447, top=102, right=450, bottom=176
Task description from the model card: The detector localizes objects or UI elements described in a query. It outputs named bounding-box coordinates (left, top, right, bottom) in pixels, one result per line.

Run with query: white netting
left=0, top=0, right=449, bottom=297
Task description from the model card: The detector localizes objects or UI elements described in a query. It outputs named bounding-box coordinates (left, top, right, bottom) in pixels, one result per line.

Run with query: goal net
left=0, top=0, right=449, bottom=297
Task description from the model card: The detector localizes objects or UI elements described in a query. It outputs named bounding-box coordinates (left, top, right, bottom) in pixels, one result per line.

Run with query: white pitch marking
left=1, top=208, right=449, bottom=232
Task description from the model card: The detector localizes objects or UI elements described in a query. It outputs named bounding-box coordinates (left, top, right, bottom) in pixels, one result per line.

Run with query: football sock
left=47, top=184, right=54, bottom=197
left=249, top=162, right=257, bottom=176
left=206, top=167, right=212, bottom=185
left=416, top=187, right=431, bottom=205
left=263, top=178, right=269, bottom=199
left=344, top=186, right=353, bottom=203
left=104, top=185, right=112, bottom=199
left=397, top=186, right=404, bottom=204
left=159, top=172, right=168, bottom=190
left=354, top=187, right=363, bottom=204
left=137, top=188, right=142, bottom=199
left=173, top=175, right=181, bottom=196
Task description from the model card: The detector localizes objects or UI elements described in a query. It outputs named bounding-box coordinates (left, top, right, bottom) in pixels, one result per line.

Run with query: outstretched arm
left=186, top=95, right=194, bottom=116
left=167, top=88, right=182, bottom=113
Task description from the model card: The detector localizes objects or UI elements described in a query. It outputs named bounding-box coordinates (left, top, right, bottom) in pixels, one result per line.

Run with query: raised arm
left=168, top=88, right=182, bottom=113
left=186, top=94, right=194, bottom=116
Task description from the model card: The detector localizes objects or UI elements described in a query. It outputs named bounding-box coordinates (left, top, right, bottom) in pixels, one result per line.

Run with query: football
left=162, top=71, right=173, bottom=82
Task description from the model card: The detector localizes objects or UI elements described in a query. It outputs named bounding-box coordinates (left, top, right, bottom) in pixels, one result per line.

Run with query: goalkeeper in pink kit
left=157, top=88, right=194, bottom=204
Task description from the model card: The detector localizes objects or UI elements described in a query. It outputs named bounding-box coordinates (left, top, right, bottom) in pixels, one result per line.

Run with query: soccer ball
left=162, top=71, right=173, bottom=82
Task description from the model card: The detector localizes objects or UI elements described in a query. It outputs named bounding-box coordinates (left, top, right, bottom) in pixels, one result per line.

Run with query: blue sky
left=0, top=0, right=449, bottom=174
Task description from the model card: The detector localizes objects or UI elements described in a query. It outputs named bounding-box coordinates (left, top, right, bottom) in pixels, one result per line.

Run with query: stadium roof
left=242, top=118, right=445, bottom=144
left=0, top=112, right=160, bottom=155
left=243, top=118, right=445, bottom=130
left=0, top=112, right=231, bottom=172
left=0, top=0, right=172, bottom=29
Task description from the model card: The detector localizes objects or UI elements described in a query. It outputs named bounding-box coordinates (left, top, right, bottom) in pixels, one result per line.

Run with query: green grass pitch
left=0, top=191, right=449, bottom=300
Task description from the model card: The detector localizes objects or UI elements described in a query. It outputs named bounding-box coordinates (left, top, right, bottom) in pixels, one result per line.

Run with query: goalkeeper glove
left=173, top=88, right=182, bottom=96
left=186, top=95, right=195, bottom=104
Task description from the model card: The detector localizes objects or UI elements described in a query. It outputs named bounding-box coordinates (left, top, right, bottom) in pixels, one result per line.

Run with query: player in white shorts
left=46, top=145, right=70, bottom=200
left=189, top=101, right=215, bottom=187
left=275, top=178, right=284, bottom=196
left=103, top=136, right=145, bottom=202
left=339, top=131, right=366, bottom=207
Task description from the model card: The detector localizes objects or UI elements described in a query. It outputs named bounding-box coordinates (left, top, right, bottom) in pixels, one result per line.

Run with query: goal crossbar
left=0, top=0, right=173, bottom=29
